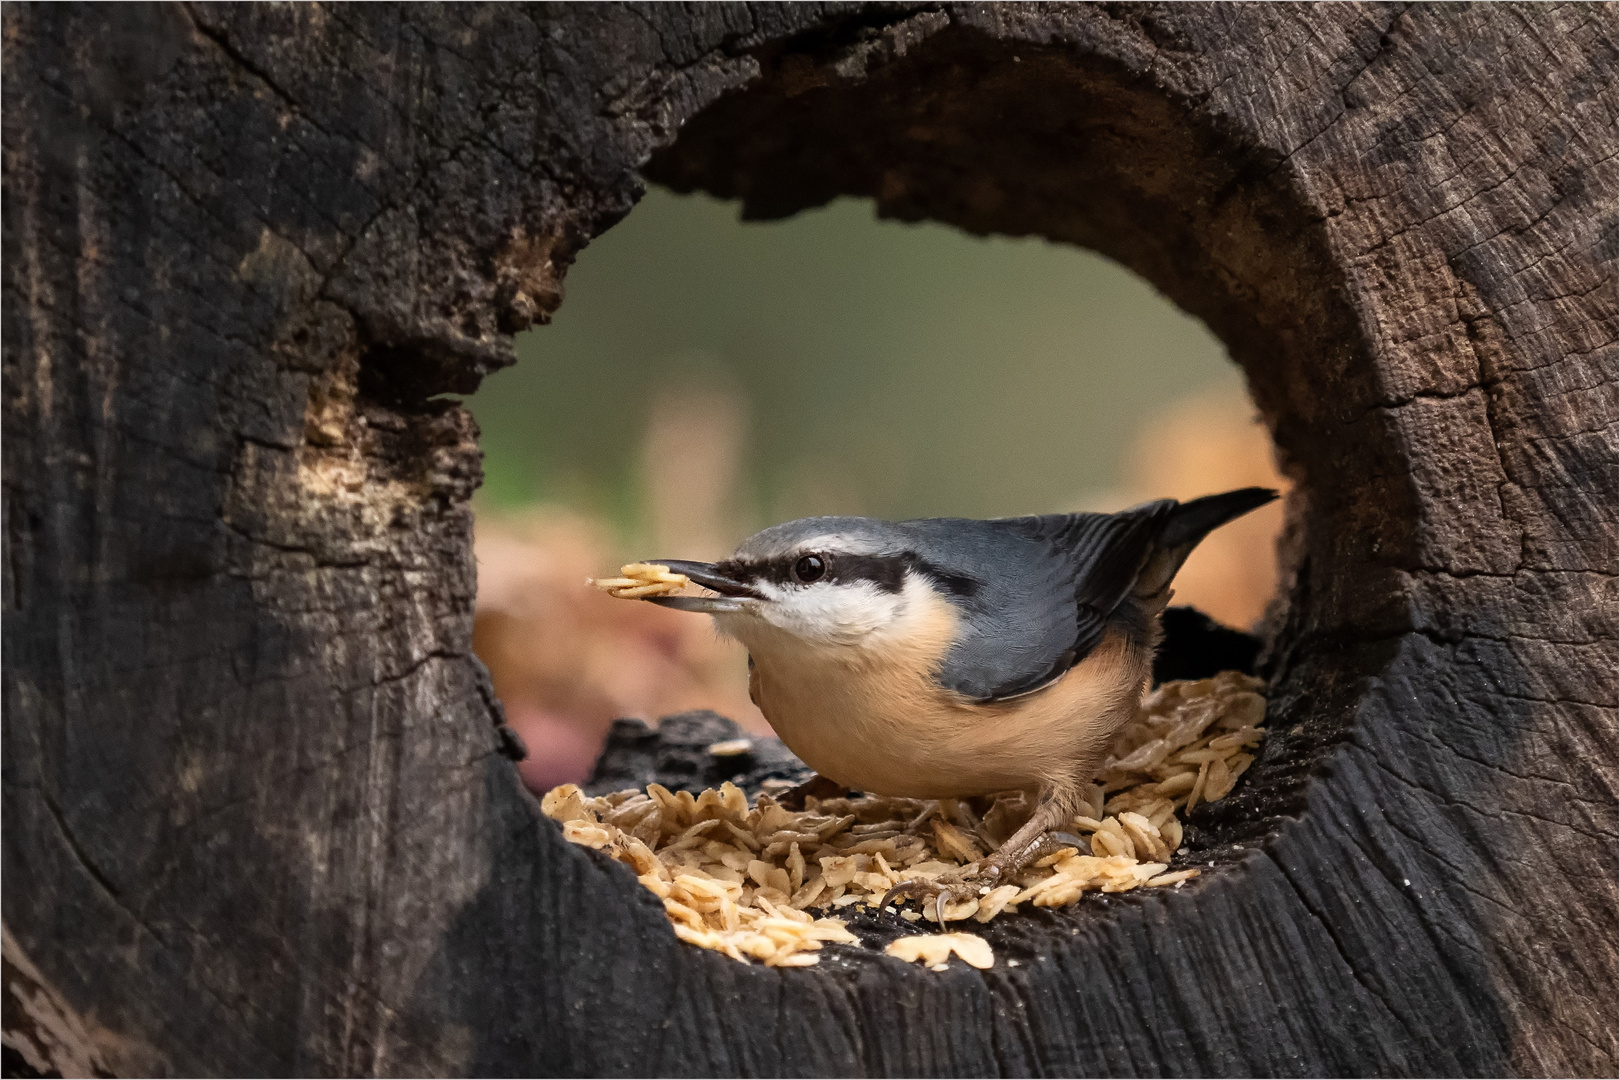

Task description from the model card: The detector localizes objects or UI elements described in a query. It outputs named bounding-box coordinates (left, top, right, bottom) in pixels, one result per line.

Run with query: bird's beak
left=641, top=560, right=763, bottom=613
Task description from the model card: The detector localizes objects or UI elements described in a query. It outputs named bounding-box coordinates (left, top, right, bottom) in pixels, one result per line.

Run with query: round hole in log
left=638, top=12, right=1365, bottom=866
left=472, top=185, right=1283, bottom=794
left=2, top=6, right=1612, bottom=1078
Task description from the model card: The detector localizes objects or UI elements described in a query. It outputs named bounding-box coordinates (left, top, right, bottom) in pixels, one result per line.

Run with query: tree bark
left=3, top=3, right=1614, bottom=1075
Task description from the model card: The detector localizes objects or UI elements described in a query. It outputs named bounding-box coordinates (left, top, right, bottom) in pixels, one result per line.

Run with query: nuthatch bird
left=638, top=487, right=1277, bottom=910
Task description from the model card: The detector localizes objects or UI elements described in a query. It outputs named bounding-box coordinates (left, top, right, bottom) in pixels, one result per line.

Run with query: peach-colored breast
left=735, top=588, right=1148, bottom=799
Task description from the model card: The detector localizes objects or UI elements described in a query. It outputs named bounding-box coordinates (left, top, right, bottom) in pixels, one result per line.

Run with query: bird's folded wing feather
left=924, top=505, right=1174, bottom=703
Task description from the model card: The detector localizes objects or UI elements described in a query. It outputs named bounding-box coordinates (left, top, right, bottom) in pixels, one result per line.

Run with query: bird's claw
left=882, top=866, right=1000, bottom=924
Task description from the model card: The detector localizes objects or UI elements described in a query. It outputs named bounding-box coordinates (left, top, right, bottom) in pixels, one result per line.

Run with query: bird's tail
left=1135, top=487, right=1279, bottom=604
left=1159, top=487, right=1279, bottom=551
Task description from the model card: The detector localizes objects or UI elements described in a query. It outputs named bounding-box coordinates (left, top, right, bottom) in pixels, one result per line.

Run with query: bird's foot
left=882, top=871, right=995, bottom=926
left=881, top=830, right=1090, bottom=924
left=1018, top=829, right=1090, bottom=867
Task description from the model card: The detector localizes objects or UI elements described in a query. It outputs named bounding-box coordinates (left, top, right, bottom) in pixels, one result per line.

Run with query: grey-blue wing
left=906, top=505, right=1174, bottom=702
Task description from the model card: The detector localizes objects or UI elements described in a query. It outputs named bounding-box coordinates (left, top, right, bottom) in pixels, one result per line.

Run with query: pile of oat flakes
left=545, top=670, right=1266, bottom=970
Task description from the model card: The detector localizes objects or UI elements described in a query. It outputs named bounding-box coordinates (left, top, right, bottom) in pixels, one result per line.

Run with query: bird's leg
left=905, top=801, right=941, bottom=833
left=776, top=772, right=851, bottom=811
left=968, top=794, right=1087, bottom=881
left=942, top=797, right=985, bottom=836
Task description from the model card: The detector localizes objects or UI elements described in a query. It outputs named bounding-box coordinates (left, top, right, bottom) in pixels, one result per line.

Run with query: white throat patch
left=716, top=570, right=936, bottom=649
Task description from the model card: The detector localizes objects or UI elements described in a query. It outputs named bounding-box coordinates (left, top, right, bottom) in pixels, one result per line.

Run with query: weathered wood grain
left=3, top=3, right=1614, bottom=1075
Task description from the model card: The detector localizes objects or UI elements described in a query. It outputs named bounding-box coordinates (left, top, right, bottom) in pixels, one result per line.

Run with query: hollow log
left=3, top=3, right=1614, bottom=1075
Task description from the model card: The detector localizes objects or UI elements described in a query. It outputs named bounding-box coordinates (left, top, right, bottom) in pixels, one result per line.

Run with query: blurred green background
left=470, top=188, right=1241, bottom=546
left=471, top=188, right=1279, bottom=785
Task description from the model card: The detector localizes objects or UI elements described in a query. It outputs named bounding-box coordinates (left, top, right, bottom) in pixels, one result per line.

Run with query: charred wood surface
left=3, top=3, right=1615, bottom=1076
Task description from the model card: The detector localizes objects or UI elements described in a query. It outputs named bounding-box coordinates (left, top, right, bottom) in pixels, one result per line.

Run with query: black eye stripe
left=825, top=553, right=905, bottom=592
left=716, top=558, right=792, bottom=588
left=716, top=553, right=980, bottom=597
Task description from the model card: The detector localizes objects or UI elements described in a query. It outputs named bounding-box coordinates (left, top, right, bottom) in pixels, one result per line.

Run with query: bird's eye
left=793, top=554, right=826, bottom=583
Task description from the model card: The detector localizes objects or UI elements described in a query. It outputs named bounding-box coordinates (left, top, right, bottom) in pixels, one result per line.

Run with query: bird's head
left=645, top=517, right=973, bottom=649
